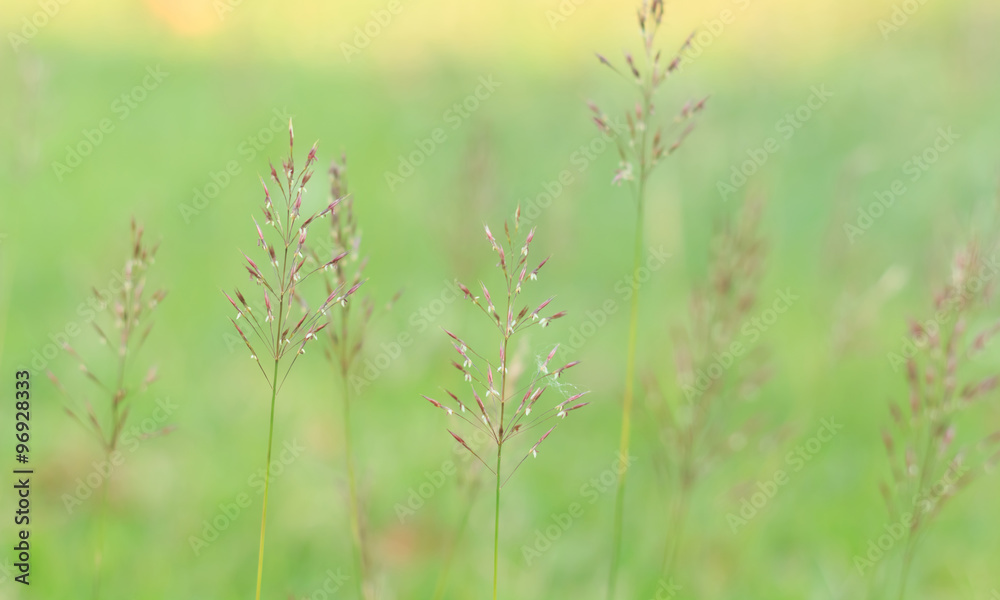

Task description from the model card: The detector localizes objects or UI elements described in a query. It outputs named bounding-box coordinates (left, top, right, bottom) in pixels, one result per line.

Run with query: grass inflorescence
left=223, top=121, right=360, bottom=600
left=423, top=207, right=589, bottom=600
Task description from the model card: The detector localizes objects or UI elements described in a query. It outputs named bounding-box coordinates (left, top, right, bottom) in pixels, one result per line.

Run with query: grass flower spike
left=423, top=207, right=587, bottom=600
left=225, top=121, right=359, bottom=600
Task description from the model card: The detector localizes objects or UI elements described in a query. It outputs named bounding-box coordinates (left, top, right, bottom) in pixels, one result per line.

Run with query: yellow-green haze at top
left=3, top=0, right=995, bottom=70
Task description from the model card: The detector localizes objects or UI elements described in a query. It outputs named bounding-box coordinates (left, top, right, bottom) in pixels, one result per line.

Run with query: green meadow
left=1, top=0, right=999, bottom=598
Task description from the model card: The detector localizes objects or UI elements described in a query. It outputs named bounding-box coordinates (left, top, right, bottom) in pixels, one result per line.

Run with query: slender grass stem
left=493, top=330, right=510, bottom=600
left=660, top=476, right=690, bottom=583
left=608, top=196, right=645, bottom=600
left=493, top=443, right=503, bottom=600
left=92, top=468, right=110, bottom=600
left=94, top=275, right=131, bottom=600
left=254, top=359, right=280, bottom=600
left=897, top=546, right=914, bottom=600
left=342, top=374, right=369, bottom=600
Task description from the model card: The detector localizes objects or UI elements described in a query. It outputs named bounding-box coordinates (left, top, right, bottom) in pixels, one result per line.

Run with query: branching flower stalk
left=224, top=121, right=359, bottom=600
left=48, top=219, right=169, bottom=600
left=590, top=2, right=706, bottom=596
left=312, top=155, right=396, bottom=600
left=650, top=199, right=768, bottom=586
left=878, top=242, right=1000, bottom=600
left=423, top=207, right=588, bottom=600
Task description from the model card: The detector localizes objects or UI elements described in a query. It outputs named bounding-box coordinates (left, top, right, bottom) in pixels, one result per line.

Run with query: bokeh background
left=2, top=0, right=1000, bottom=598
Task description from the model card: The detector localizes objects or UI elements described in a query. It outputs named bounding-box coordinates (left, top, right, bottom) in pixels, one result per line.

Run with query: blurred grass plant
left=878, top=240, right=1000, bottom=599
left=646, top=198, right=769, bottom=591
left=312, top=154, right=400, bottom=600
left=588, top=1, right=706, bottom=595
left=48, top=218, right=169, bottom=600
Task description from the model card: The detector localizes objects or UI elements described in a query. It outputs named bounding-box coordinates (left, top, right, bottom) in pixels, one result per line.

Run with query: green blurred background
left=2, top=0, right=1000, bottom=598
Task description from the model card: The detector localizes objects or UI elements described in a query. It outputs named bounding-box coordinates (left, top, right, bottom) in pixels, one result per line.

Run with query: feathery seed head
left=423, top=218, right=588, bottom=483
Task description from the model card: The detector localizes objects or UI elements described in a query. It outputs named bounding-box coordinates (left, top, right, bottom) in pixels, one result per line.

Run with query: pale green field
left=1, top=0, right=1000, bottom=599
